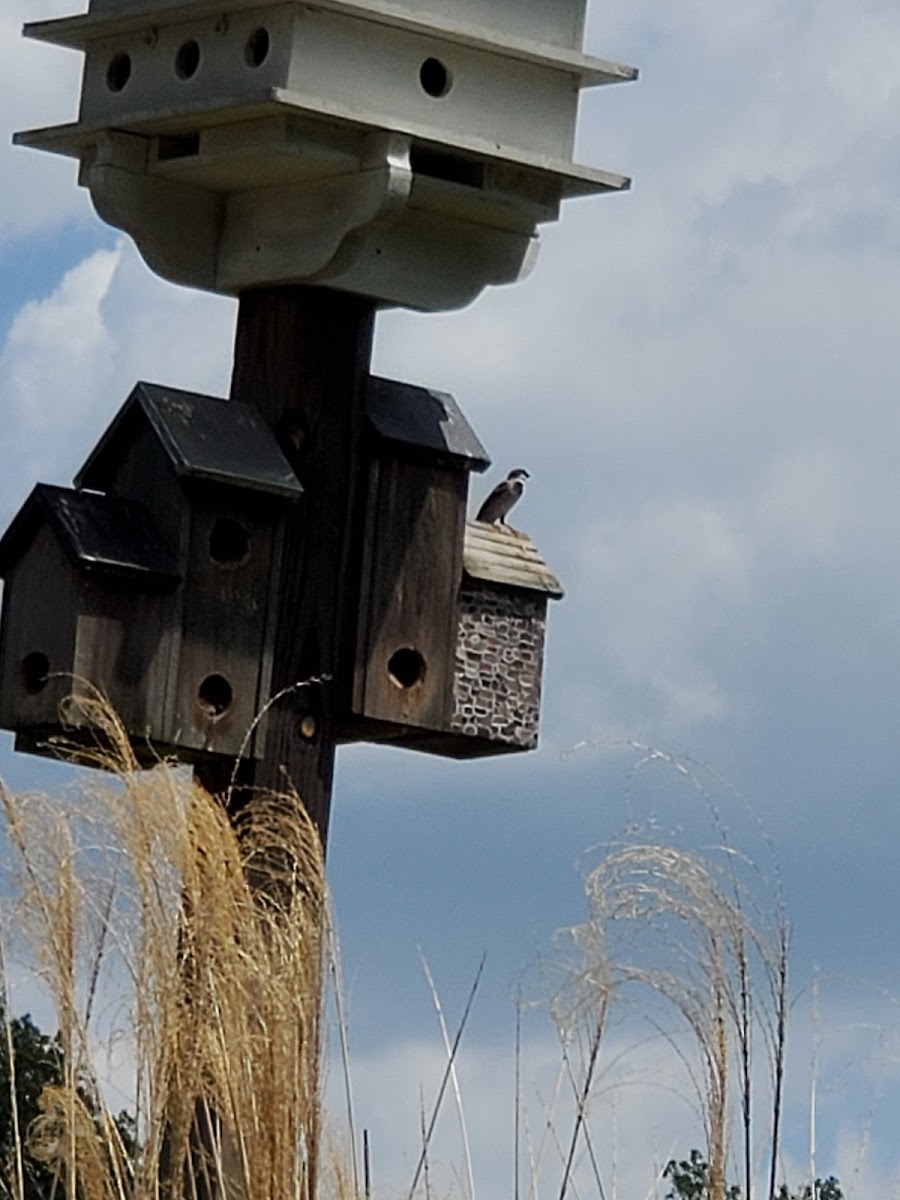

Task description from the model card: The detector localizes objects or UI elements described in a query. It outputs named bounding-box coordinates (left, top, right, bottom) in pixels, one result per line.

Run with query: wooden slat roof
left=463, top=521, right=563, bottom=598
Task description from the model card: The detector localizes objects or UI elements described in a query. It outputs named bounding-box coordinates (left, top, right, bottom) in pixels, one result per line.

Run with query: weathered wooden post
left=221, top=284, right=375, bottom=840
left=0, top=0, right=635, bottom=1191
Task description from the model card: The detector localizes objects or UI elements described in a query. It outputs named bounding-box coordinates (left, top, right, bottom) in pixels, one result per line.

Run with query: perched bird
left=476, top=468, right=530, bottom=526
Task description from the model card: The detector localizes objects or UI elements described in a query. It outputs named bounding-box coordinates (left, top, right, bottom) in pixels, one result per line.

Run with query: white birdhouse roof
left=25, top=0, right=634, bottom=86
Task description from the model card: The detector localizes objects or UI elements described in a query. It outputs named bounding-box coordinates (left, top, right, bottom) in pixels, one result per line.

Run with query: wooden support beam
left=187, top=286, right=374, bottom=1200
left=195, top=284, right=376, bottom=847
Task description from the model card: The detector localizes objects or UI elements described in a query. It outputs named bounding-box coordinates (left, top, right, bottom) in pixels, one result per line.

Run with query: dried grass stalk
left=553, top=841, right=789, bottom=1200
left=0, top=695, right=327, bottom=1200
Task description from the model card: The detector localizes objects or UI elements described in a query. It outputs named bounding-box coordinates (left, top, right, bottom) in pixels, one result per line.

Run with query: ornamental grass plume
left=550, top=839, right=789, bottom=1200
left=0, top=693, right=327, bottom=1200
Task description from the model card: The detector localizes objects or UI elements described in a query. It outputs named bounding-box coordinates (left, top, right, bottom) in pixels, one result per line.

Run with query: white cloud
left=96, top=236, right=235, bottom=400
left=0, top=236, right=235, bottom=521
left=559, top=498, right=752, bottom=734
left=0, top=246, right=117, bottom=504
left=4, top=247, right=117, bottom=426
left=753, top=443, right=857, bottom=563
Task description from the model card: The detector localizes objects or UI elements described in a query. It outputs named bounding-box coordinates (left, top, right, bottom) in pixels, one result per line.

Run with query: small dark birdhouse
left=349, top=375, right=490, bottom=736
left=0, top=484, right=179, bottom=755
left=0, top=381, right=302, bottom=764
left=345, top=377, right=563, bottom=757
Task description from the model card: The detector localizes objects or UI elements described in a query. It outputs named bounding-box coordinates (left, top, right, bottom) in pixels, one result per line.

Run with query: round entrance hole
left=244, top=27, right=270, bottom=68
left=387, top=647, right=426, bottom=690
left=197, top=674, right=233, bottom=718
left=175, top=38, right=201, bottom=79
left=106, top=52, right=132, bottom=92
left=209, top=518, right=250, bottom=566
left=21, top=652, right=50, bottom=695
left=419, top=57, right=451, bottom=98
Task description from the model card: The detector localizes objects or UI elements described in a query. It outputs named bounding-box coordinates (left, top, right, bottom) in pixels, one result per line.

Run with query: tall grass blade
left=406, top=953, right=485, bottom=1200
left=418, top=949, right=477, bottom=1200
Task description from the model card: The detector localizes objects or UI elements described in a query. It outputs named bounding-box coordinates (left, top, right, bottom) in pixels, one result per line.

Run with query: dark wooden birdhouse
left=345, top=376, right=563, bottom=757
left=0, top=484, right=179, bottom=757
left=0, top=381, right=302, bottom=764
left=348, top=375, right=490, bottom=738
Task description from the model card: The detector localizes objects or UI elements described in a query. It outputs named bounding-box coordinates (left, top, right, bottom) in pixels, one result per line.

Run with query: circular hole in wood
left=21, top=652, right=50, bottom=695
left=106, top=52, right=132, bottom=92
left=419, top=57, right=451, bottom=97
left=175, top=38, right=201, bottom=79
left=209, top=517, right=250, bottom=566
left=298, top=715, right=317, bottom=740
left=244, top=27, right=270, bottom=68
left=197, top=674, right=233, bottom=717
left=388, top=647, right=426, bottom=689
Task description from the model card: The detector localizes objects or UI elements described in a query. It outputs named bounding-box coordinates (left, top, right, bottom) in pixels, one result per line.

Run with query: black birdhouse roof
left=0, top=484, right=179, bottom=585
left=75, top=382, right=303, bottom=499
left=365, top=376, right=490, bottom=471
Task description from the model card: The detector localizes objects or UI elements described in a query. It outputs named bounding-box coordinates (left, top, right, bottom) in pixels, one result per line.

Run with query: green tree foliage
left=0, top=1008, right=136, bottom=1200
left=664, top=1150, right=741, bottom=1200
left=664, top=1150, right=843, bottom=1200
left=775, top=1182, right=843, bottom=1200
left=0, top=1011, right=65, bottom=1200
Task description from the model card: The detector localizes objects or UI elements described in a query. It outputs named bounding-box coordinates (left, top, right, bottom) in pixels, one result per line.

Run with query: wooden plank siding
left=354, top=457, right=465, bottom=730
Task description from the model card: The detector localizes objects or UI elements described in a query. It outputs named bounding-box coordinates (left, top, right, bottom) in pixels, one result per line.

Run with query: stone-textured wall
left=451, top=579, right=546, bottom=748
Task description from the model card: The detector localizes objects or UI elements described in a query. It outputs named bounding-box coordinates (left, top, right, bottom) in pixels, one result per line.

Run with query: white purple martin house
left=16, top=0, right=636, bottom=309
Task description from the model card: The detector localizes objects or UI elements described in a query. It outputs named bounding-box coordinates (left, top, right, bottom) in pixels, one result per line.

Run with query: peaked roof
left=463, top=521, right=564, bottom=598
left=76, top=378, right=488, bottom=491
left=75, top=382, right=303, bottom=498
left=0, top=484, right=179, bottom=584
left=366, top=376, right=490, bottom=471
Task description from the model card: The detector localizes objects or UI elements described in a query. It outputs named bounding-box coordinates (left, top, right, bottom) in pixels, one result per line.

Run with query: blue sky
left=3, top=0, right=900, bottom=1195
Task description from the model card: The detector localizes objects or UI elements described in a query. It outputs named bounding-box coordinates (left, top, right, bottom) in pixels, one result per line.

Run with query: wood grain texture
left=0, top=522, right=179, bottom=752
left=222, top=284, right=375, bottom=845
left=172, top=491, right=281, bottom=758
left=463, top=521, right=565, bottom=596
left=355, top=458, right=464, bottom=729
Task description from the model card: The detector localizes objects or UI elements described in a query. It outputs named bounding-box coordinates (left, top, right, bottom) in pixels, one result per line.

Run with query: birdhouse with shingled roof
left=451, top=520, right=563, bottom=755
left=359, top=518, right=564, bottom=758
left=15, top=0, right=636, bottom=310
